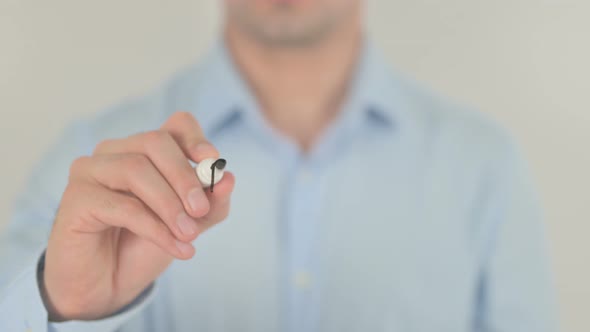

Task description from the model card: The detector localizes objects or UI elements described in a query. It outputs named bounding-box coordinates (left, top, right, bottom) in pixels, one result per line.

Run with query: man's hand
left=42, top=112, right=235, bottom=321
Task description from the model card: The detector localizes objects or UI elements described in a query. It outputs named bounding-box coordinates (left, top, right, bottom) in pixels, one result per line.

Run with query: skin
left=225, top=0, right=363, bottom=150
left=44, top=0, right=363, bottom=320
left=44, top=112, right=235, bottom=320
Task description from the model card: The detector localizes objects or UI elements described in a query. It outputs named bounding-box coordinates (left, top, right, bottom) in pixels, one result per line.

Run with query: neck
left=225, top=17, right=363, bottom=151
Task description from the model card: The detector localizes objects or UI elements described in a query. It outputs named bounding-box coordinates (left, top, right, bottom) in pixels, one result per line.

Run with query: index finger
left=161, top=111, right=220, bottom=162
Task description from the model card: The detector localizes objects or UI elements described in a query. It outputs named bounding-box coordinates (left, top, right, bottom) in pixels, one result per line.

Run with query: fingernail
left=188, top=188, right=210, bottom=216
left=176, top=240, right=193, bottom=255
left=176, top=212, right=198, bottom=236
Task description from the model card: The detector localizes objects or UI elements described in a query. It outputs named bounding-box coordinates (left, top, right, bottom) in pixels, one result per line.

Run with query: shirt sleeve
left=474, top=137, right=559, bottom=331
left=0, top=256, right=156, bottom=332
left=0, top=121, right=155, bottom=331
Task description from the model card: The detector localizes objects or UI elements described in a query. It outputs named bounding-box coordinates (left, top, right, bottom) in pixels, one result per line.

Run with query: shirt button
left=294, top=271, right=312, bottom=289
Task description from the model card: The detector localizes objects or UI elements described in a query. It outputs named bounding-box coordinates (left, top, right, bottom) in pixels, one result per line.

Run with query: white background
left=1, top=1, right=588, bottom=330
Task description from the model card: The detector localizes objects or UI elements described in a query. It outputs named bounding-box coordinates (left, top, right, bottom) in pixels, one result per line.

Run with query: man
left=0, top=1, right=556, bottom=331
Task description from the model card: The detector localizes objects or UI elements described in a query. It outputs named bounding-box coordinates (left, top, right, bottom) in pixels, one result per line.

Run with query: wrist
left=36, top=251, right=68, bottom=322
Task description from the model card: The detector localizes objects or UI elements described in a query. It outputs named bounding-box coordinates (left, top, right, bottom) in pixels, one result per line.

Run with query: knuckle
left=171, top=111, right=194, bottom=123
left=93, top=139, right=114, bottom=154
left=61, top=183, right=96, bottom=225
left=69, top=156, right=91, bottom=177
left=117, top=196, right=142, bottom=216
left=143, top=130, right=171, bottom=147
left=60, top=182, right=85, bottom=208
left=86, top=191, right=117, bottom=220
left=143, top=130, right=175, bottom=155
left=124, top=154, right=150, bottom=173
left=87, top=199, right=109, bottom=222
left=64, top=181, right=86, bottom=196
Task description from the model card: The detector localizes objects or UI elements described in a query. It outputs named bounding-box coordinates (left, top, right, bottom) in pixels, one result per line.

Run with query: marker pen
left=194, top=158, right=227, bottom=192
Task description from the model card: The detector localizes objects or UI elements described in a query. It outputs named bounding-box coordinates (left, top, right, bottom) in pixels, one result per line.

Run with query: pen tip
left=213, top=158, right=226, bottom=170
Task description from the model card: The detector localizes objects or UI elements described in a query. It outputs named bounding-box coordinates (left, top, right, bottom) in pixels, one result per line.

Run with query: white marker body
left=195, top=158, right=225, bottom=188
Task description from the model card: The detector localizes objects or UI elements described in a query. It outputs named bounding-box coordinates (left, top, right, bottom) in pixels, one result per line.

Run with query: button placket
left=283, top=159, right=323, bottom=332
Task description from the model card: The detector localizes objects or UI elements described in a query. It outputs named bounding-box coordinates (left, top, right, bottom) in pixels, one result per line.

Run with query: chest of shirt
left=162, top=132, right=482, bottom=331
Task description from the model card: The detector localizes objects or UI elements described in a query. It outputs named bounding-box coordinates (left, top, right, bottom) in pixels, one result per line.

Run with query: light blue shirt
left=0, top=40, right=557, bottom=332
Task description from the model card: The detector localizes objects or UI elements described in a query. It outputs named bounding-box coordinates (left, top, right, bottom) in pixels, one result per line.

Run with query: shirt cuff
left=0, top=256, right=48, bottom=332
left=49, top=283, right=155, bottom=332
left=0, top=252, right=156, bottom=332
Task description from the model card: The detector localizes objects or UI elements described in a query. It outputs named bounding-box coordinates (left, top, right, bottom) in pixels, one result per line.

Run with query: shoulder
left=391, top=72, right=520, bottom=167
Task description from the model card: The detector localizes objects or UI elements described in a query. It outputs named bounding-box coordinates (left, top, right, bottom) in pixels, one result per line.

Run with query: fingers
left=75, top=182, right=195, bottom=260
left=80, top=111, right=233, bottom=253
left=197, top=172, right=235, bottom=231
left=94, top=128, right=210, bottom=219
left=72, top=154, right=201, bottom=243
left=160, top=111, right=220, bottom=162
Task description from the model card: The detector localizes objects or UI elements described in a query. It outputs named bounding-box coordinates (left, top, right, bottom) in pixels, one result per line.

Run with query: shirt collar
left=346, top=39, right=401, bottom=128
left=189, top=37, right=402, bottom=137
left=188, top=40, right=258, bottom=137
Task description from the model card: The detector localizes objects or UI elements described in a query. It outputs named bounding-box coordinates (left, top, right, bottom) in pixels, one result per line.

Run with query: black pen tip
left=213, top=158, right=227, bottom=170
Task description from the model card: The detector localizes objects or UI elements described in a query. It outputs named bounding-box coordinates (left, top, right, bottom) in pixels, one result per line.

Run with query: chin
left=227, top=0, right=357, bottom=47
